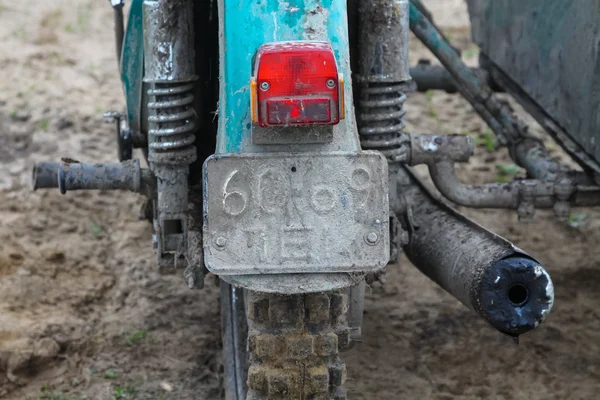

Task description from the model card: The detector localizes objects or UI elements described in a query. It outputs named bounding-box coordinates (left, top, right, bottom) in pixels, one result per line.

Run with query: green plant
left=481, top=129, right=495, bottom=152
left=89, top=221, right=102, bottom=237
left=104, top=369, right=119, bottom=380
left=122, top=329, right=148, bottom=346
left=113, top=384, right=137, bottom=399
left=40, top=119, right=50, bottom=130
left=568, top=212, right=587, bottom=228
left=463, top=44, right=478, bottom=59
left=495, top=163, right=520, bottom=183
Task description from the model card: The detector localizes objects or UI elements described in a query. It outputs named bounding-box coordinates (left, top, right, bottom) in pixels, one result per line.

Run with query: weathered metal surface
left=142, top=0, right=195, bottom=83
left=512, top=138, right=566, bottom=181
left=467, top=0, right=600, bottom=170
left=357, top=0, right=411, bottom=165
left=203, top=152, right=389, bottom=275
left=220, top=273, right=361, bottom=294
left=110, top=0, right=125, bottom=65
left=409, top=62, right=500, bottom=93
left=216, top=0, right=361, bottom=154
left=398, top=167, right=554, bottom=335
left=358, top=0, right=411, bottom=83
left=356, top=84, right=410, bottom=162
left=483, top=54, right=600, bottom=179
left=409, top=134, right=473, bottom=166
left=32, top=162, right=59, bottom=190
left=427, top=160, right=600, bottom=215
left=120, top=0, right=144, bottom=136
left=143, top=0, right=197, bottom=267
left=252, top=125, right=334, bottom=145
left=32, top=160, right=154, bottom=195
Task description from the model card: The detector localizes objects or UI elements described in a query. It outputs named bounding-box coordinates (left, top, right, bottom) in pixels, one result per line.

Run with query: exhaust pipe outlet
left=399, top=168, right=554, bottom=336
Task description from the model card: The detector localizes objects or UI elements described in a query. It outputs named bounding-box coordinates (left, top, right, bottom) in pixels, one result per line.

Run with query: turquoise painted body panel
left=120, top=0, right=145, bottom=133
left=217, top=0, right=358, bottom=154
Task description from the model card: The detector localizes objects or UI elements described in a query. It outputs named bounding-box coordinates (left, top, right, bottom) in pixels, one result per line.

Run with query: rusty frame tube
left=428, top=161, right=554, bottom=209
left=410, top=64, right=503, bottom=94
left=409, top=134, right=473, bottom=165
left=398, top=167, right=554, bottom=335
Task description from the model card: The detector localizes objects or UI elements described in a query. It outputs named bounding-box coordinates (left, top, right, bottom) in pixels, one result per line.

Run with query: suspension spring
left=358, top=83, right=410, bottom=163
left=147, top=80, right=197, bottom=164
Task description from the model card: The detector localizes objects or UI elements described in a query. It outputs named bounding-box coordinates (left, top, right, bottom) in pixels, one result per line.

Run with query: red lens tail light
left=251, top=41, right=344, bottom=128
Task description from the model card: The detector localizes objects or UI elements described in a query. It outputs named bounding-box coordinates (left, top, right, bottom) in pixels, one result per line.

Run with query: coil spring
left=147, top=81, right=197, bottom=163
left=358, top=83, right=410, bottom=162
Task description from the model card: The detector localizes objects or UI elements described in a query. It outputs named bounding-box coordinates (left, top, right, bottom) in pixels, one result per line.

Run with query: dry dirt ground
left=0, top=1, right=599, bottom=399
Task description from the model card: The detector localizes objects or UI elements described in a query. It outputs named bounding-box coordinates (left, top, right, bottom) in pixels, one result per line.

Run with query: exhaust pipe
left=398, top=168, right=554, bottom=336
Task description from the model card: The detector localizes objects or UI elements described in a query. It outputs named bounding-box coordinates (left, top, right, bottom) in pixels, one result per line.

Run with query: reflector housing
left=251, top=41, right=343, bottom=127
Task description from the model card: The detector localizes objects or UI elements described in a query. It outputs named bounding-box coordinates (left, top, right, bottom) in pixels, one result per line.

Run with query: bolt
left=260, top=81, right=270, bottom=91
left=184, top=268, right=196, bottom=289
left=400, top=230, right=410, bottom=246
left=365, top=232, right=379, bottom=245
left=215, top=236, right=227, bottom=249
left=326, top=79, right=336, bottom=88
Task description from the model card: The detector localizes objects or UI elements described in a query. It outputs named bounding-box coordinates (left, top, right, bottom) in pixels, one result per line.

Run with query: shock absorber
left=357, top=0, right=412, bottom=163
left=143, top=0, right=197, bottom=267
left=357, top=0, right=412, bottom=224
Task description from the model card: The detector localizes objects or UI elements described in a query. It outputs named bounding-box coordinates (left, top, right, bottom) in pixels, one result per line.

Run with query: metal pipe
left=359, top=0, right=411, bottom=83
left=143, top=0, right=197, bottom=265
left=32, top=160, right=154, bottom=195
left=512, top=138, right=565, bottom=181
left=410, top=64, right=502, bottom=93
left=32, top=162, right=59, bottom=190
left=409, top=134, right=473, bottom=165
left=428, top=160, right=554, bottom=209
left=111, top=0, right=125, bottom=66
left=398, top=167, right=554, bottom=336
left=427, top=160, right=600, bottom=212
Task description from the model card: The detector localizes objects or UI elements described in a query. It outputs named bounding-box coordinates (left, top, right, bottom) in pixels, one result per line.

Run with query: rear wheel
left=221, top=281, right=349, bottom=400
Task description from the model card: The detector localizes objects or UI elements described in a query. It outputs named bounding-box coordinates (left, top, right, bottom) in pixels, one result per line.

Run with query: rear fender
left=216, top=0, right=360, bottom=154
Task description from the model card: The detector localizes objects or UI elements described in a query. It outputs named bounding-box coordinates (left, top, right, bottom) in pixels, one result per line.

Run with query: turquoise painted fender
left=217, top=0, right=360, bottom=154
left=119, top=0, right=145, bottom=134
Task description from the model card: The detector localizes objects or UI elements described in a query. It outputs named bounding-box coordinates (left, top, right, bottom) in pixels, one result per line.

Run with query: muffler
left=398, top=168, right=554, bottom=337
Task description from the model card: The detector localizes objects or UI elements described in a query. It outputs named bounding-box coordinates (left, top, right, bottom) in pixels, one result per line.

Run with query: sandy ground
left=0, top=1, right=599, bottom=399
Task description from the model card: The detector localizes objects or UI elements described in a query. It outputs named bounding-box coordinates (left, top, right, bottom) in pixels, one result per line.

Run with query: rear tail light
left=251, top=41, right=344, bottom=128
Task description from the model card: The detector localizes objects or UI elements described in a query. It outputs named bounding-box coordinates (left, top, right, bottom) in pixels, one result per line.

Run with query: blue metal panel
left=217, top=0, right=356, bottom=154
left=120, top=0, right=145, bottom=133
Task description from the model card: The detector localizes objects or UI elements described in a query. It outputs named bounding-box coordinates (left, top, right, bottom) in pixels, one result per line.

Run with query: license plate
left=203, top=151, right=389, bottom=275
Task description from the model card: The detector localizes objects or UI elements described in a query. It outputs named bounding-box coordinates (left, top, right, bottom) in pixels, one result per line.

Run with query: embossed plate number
left=203, top=151, right=389, bottom=275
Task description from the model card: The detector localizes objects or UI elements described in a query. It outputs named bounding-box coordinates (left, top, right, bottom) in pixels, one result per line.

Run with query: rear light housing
left=251, top=41, right=345, bottom=128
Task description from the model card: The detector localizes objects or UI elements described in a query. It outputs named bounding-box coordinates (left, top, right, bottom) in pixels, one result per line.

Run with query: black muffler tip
left=476, top=256, right=554, bottom=336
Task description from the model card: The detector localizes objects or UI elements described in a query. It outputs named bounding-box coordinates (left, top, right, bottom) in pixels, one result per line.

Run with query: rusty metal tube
left=410, top=64, right=502, bottom=93
left=398, top=168, right=554, bottom=335
left=32, top=160, right=154, bottom=195
left=428, top=160, right=555, bottom=209
left=32, top=162, right=59, bottom=190
left=409, top=134, right=473, bottom=165
left=359, top=0, right=411, bottom=83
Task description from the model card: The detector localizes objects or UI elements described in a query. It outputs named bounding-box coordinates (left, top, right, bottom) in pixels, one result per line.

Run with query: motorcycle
left=33, top=0, right=600, bottom=398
